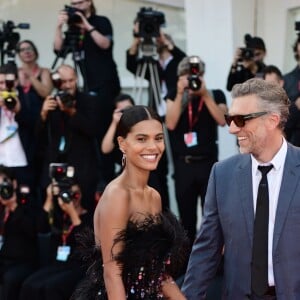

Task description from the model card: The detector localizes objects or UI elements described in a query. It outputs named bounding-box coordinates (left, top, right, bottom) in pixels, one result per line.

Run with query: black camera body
left=64, top=5, right=84, bottom=27
left=49, top=163, right=75, bottom=203
left=56, top=90, right=74, bottom=108
left=0, top=74, right=17, bottom=111
left=240, top=47, right=254, bottom=60
left=0, top=91, right=17, bottom=111
left=136, top=7, right=165, bottom=40
left=0, top=178, right=14, bottom=200
left=188, top=56, right=202, bottom=91
left=51, top=72, right=75, bottom=108
left=0, top=20, right=30, bottom=64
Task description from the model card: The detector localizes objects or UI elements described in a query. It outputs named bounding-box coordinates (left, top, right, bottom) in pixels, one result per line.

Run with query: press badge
left=184, top=132, right=198, bottom=147
left=6, top=124, right=17, bottom=132
left=59, top=136, right=66, bottom=152
left=56, top=245, right=71, bottom=261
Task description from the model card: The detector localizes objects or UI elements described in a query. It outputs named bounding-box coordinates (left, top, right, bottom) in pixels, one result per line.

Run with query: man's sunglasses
left=224, top=111, right=268, bottom=127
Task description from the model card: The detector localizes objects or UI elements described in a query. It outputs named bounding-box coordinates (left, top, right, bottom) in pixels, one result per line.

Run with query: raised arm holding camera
left=226, top=34, right=267, bottom=91
left=165, top=56, right=227, bottom=245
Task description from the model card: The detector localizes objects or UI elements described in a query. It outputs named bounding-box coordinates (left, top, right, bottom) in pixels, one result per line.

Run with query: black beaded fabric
left=71, top=210, right=190, bottom=300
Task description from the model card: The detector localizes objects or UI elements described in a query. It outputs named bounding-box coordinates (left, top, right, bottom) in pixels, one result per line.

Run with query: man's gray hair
left=177, top=56, right=205, bottom=77
left=231, top=78, right=290, bottom=130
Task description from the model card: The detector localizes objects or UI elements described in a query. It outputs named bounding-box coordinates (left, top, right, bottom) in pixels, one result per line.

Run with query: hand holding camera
left=0, top=74, right=20, bottom=112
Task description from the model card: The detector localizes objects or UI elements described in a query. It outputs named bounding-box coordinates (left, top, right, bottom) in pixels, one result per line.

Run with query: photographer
left=283, top=29, right=300, bottom=146
left=20, top=179, right=92, bottom=300
left=165, top=56, right=227, bottom=245
left=0, top=165, right=38, bottom=300
left=0, top=64, right=37, bottom=192
left=126, top=13, right=186, bottom=106
left=53, top=0, right=120, bottom=119
left=226, top=34, right=267, bottom=91
left=37, top=64, right=100, bottom=211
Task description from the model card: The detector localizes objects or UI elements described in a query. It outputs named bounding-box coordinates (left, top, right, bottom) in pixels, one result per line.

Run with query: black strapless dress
left=71, top=210, right=190, bottom=299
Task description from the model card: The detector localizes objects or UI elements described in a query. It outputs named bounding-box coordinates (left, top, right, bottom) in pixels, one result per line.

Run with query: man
left=165, top=56, right=227, bottom=244
left=54, top=0, right=121, bottom=187
left=263, top=65, right=284, bottom=87
left=182, top=78, right=298, bottom=299
left=226, top=34, right=267, bottom=91
left=283, top=36, right=300, bottom=146
left=0, top=64, right=33, bottom=189
left=37, top=64, right=100, bottom=211
left=0, top=165, right=38, bottom=300
left=126, top=28, right=186, bottom=109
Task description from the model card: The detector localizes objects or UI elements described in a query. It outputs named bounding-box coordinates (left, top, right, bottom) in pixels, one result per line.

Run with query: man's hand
left=56, top=97, right=76, bottom=116
left=57, top=10, right=68, bottom=28
left=41, top=96, right=58, bottom=121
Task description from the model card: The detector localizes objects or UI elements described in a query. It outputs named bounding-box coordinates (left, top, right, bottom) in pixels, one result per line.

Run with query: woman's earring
left=122, top=153, right=126, bottom=168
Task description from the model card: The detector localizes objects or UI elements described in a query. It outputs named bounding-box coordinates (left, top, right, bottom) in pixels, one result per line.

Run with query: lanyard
left=61, top=214, right=74, bottom=245
left=188, top=97, right=204, bottom=132
left=0, top=209, right=10, bottom=235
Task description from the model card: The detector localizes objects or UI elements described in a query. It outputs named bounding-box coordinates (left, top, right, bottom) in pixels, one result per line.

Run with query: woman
left=17, top=40, right=53, bottom=98
left=73, top=105, right=189, bottom=299
left=16, top=40, right=53, bottom=196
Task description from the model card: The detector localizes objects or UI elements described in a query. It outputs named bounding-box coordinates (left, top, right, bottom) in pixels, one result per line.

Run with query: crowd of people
left=0, top=0, right=300, bottom=299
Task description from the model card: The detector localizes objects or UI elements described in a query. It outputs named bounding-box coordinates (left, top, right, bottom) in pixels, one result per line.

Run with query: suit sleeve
left=182, top=164, right=224, bottom=299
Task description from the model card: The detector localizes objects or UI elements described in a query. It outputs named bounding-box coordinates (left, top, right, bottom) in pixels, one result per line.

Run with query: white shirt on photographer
left=0, top=108, right=27, bottom=167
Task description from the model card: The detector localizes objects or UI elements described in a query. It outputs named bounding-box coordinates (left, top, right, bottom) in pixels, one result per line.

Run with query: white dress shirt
left=251, top=137, right=287, bottom=286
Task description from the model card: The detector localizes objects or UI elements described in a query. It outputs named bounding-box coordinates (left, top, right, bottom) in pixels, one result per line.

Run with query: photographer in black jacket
left=37, top=64, right=100, bottom=212
left=165, top=56, right=228, bottom=244
left=0, top=165, right=38, bottom=300
left=226, top=34, right=267, bottom=91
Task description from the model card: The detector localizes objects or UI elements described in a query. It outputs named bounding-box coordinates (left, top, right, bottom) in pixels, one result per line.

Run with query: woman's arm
left=94, top=186, right=130, bottom=300
left=162, top=277, right=187, bottom=300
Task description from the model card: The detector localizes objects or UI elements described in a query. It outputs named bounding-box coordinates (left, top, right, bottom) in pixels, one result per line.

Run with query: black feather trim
left=71, top=210, right=190, bottom=300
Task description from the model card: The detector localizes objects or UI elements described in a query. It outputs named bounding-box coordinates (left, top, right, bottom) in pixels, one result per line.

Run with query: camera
left=188, top=56, right=202, bottom=91
left=0, top=178, right=14, bottom=200
left=64, top=5, right=84, bottom=26
left=136, top=7, right=165, bottom=40
left=18, top=185, right=30, bottom=205
left=0, top=74, right=18, bottom=111
left=240, top=47, right=254, bottom=60
left=0, top=20, right=30, bottom=64
left=49, top=163, right=75, bottom=203
left=51, top=72, right=75, bottom=108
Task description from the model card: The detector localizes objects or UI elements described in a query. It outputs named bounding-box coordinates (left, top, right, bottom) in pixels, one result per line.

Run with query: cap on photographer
left=165, top=55, right=227, bottom=245
left=226, top=34, right=267, bottom=91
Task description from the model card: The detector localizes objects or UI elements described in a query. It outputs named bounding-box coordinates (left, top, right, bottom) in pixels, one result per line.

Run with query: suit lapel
left=273, top=145, right=300, bottom=251
left=237, top=156, right=254, bottom=244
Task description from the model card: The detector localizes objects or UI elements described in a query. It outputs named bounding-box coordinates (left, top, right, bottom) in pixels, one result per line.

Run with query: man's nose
left=228, top=121, right=241, bottom=134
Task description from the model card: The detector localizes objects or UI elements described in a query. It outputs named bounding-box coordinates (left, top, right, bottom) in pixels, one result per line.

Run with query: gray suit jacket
left=182, top=143, right=300, bottom=300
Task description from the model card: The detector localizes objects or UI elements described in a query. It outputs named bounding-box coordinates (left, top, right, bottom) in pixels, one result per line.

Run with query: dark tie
left=251, top=165, right=273, bottom=296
